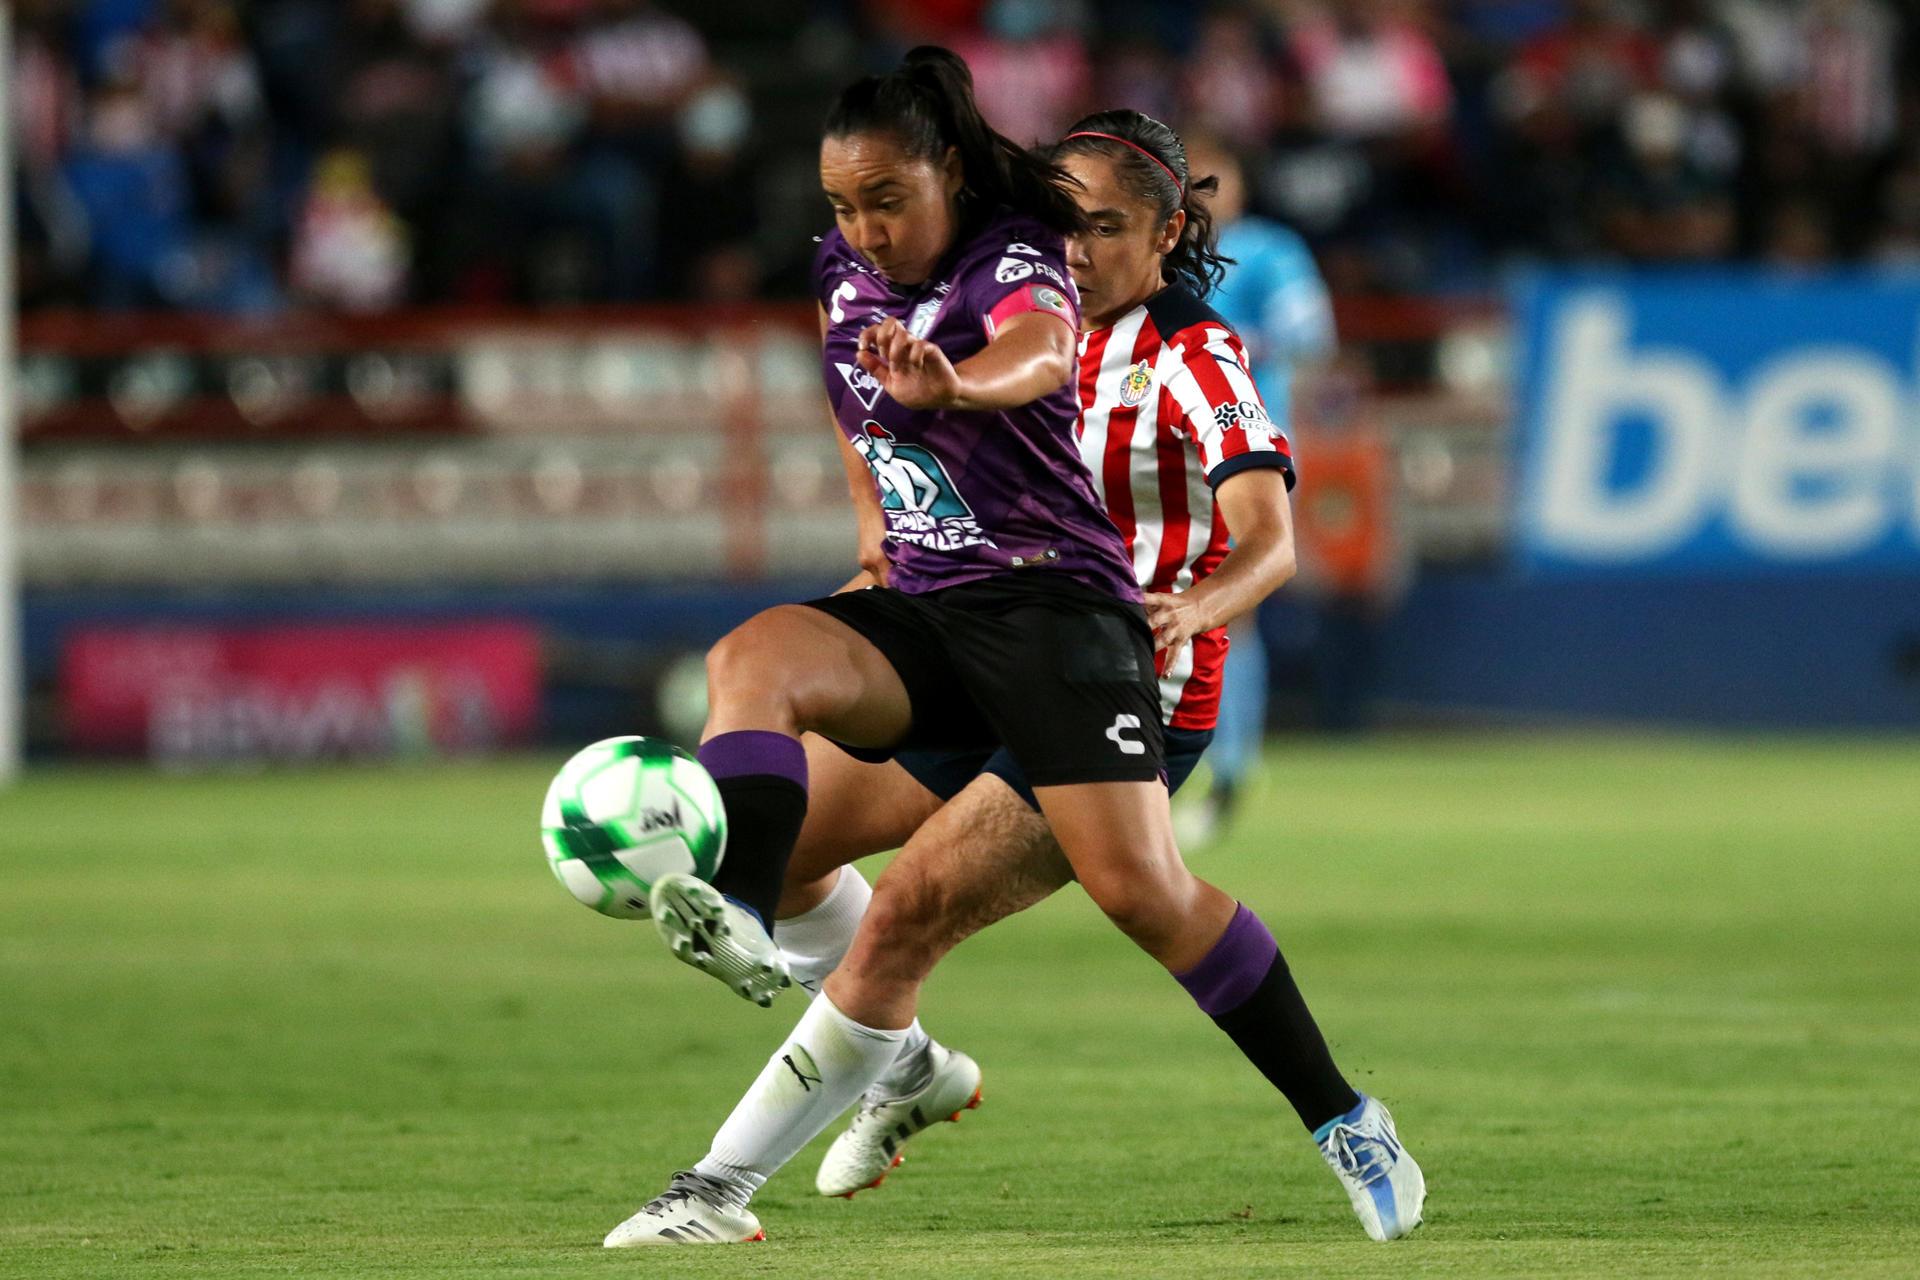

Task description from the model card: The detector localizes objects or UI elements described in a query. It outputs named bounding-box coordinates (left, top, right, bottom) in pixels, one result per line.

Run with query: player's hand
left=857, top=529, right=891, bottom=587
left=856, top=317, right=964, bottom=410
left=1143, top=590, right=1209, bottom=667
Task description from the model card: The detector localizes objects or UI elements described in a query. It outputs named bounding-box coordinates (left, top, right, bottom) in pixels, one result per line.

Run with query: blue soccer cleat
left=1315, top=1093, right=1426, bottom=1241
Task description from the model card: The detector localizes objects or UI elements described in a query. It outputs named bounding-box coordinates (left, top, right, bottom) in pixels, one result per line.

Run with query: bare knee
left=705, top=614, right=792, bottom=707
left=844, top=868, right=949, bottom=980
left=1079, top=864, right=1196, bottom=961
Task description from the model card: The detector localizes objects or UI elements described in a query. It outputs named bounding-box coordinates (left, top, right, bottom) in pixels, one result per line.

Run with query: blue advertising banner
left=1512, top=271, right=1920, bottom=575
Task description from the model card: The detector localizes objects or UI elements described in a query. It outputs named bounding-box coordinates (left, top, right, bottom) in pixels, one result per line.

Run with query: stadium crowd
left=12, top=0, right=1920, bottom=314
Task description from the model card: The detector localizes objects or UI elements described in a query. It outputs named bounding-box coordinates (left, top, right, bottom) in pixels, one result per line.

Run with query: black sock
left=706, top=775, right=807, bottom=925
left=696, top=731, right=809, bottom=927
left=1212, top=952, right=1361, bottom=1131
left=1175, top=903, right=1360, bottom=1132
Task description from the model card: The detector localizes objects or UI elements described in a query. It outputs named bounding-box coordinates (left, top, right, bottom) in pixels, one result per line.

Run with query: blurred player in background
left=1178, top=134, right=1336, bottom=840
left=605, top=101, right=1423, bottom=1248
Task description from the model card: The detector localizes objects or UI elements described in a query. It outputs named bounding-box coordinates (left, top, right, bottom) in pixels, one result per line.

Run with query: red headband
left=1063, top=131, right=1184, bottom=195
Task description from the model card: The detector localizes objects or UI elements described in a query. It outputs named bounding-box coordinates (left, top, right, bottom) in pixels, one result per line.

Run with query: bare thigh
left=827, top=774, right=1075, bottom=1027
left=1033, top=779, right=1235, bottom=972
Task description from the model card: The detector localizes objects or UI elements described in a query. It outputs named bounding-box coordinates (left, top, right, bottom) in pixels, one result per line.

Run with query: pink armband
left=984, top=282, right=1077, bottom=338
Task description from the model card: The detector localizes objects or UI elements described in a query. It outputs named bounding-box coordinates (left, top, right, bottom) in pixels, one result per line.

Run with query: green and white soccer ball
left=540, top=736, right=727, bottom=919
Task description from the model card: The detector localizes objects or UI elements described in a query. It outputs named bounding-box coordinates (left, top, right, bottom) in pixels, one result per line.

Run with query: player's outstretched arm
left=856, top=312, right=1073, bottom=412
left=1143, top=467, right=1296, bottom=661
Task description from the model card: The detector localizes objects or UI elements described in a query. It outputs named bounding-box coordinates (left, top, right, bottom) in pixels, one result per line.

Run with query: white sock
left=872, top=1022, right=935, bottom=1099
left=692, top=993, right=907, bottom=1205
left=773, top=865, right=871, bottom=992
left=771, top=865, right=936, bottom=1100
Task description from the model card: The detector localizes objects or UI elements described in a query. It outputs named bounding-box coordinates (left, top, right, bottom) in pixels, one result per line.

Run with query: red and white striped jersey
left=1075, top=287, right=1296, bottom=732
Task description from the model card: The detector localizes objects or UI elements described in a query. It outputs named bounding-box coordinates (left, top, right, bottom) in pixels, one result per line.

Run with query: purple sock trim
left=1174, top=904, right=1279, bottom=1017
left=698, top=730, right=808, bottom=788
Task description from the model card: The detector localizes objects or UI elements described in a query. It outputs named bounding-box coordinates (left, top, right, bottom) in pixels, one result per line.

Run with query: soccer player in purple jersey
left=604, top=49, right=1419, bottom=1248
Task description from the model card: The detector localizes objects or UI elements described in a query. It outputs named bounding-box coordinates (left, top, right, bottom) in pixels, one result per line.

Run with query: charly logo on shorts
left=851, top=421, right=997, bottom=552
left=1119, top=360, right=1154, bottom=407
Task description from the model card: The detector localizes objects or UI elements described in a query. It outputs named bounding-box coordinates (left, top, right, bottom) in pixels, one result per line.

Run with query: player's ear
left=941, top=146, right=964, bottom=201
left=1157, top=208, right=1185, bottom=257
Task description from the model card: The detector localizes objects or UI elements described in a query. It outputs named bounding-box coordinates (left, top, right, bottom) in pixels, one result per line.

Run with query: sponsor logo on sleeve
left=1034, top=262, right=1068, bottom=287
left=994, top=257, right=1035, bottom=283
left=836, top=361, right=885, bottom=410
left=1004, top=242, right=1042, bottom=256
left=1213, top=399, right=1276, bottom=435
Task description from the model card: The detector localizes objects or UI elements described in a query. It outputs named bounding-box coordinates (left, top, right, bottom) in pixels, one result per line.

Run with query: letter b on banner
left=1514, top=273, right=1920, bottom=575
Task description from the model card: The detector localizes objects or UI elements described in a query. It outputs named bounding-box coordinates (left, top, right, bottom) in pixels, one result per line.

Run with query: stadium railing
left=16, top=297, right=1509, bottom=588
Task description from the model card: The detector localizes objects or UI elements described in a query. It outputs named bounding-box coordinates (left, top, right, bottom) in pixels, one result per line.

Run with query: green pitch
left=3, top=734, right=1917, bottom=1279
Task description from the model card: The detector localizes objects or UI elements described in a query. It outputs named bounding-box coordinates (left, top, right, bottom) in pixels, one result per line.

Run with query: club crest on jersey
left=907, top=297, right=944, bottom=337
left=836, top=361, right=884, bottom=410
left=851, top=421, right=997, bottom=552
left=1119, top=360, right=1155, bottom=407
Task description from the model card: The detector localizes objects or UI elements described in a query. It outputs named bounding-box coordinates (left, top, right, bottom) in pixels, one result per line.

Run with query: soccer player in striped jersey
left=603, top=107, right=1423, bottom=1248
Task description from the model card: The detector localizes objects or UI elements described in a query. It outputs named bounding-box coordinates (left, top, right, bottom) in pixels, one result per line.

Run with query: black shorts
left=896, top=725, right=1214, bottom=812
left=802, top=575, right=1165, bottom=788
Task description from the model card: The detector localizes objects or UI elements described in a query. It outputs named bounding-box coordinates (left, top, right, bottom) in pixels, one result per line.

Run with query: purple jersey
left=812, top=208, right=1141, bottom=602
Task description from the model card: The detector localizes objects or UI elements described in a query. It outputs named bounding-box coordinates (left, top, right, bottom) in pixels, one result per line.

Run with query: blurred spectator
left=657, top=78, right=762, bottom=300
left=576, top=0, right=711, bottom=155
left=1595, top=91, right=1736, bottom=260
left=331, top=0, right=460, bottom=237
left=1286, top=0, right=1452, bottom=143
left=455, top=0, right=650, bottom=301
left=1181, top=5, right=1285, bottom=149
left=951, top=0, right=1091, bottom=144
left=20, top=0, right=1920, bottom=317
left=61, top=79, right=279, bottom=311
left=1502, top=0, right=1659, bottom=136
left=289, top=148, right=411, bottom=310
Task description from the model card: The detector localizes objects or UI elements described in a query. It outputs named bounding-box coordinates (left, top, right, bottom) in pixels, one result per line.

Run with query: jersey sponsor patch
left=1118, top=360, right=1154, bottom=407
left=994, top=257, right=1035, bottom=283
left=851, top=421, right=998, bottom=552
left=836, top=361, right=884, bottom=410
left=1213, top=398, right=1275, bottom=436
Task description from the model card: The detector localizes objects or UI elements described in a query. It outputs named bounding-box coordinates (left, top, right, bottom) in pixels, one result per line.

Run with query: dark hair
left=1051, top=110, right=1231, bottom=297
left=825, top=46, right=1089, bottom=237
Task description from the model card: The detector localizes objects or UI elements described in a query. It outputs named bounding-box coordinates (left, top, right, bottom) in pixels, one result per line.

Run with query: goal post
left=0, top=1, right=21, bottom=783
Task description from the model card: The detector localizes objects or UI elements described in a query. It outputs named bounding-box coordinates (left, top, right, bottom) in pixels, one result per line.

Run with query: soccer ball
left=540, top=736, right=727, bottom=919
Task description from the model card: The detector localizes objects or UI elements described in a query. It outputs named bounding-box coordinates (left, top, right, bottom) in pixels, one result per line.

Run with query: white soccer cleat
left=1315, top=1093, right=1425, bottom=1241
left=816, top=1042, right=982, bottom=1198
left=602, top=1171, right=765, bottom=1246
left=649, top=871, right=792, bottom=1007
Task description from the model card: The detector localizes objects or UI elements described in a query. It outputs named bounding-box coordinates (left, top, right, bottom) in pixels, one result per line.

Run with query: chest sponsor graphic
left=851, top=421, right=997, bottom=552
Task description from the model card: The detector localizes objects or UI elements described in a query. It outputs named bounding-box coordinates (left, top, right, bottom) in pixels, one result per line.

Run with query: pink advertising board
left=62, top=622, right=541, bottom=762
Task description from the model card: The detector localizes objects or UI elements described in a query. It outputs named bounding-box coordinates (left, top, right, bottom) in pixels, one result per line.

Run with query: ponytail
left=1051, top=109, right=1231, bottom=298
left=825, top=46, right=1089, bottom=237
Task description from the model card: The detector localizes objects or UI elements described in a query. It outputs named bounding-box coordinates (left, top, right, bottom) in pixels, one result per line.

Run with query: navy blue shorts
left=894, top=725, right=1214, bottom=812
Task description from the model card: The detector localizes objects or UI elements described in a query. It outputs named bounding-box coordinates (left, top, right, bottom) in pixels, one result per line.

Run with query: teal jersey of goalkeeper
left=1209, top=219, right=1334, bottom=426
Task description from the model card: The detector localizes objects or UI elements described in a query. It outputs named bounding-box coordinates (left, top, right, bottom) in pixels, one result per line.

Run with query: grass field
left=3, top=733, right=1918, bottom=1278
